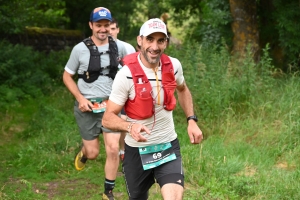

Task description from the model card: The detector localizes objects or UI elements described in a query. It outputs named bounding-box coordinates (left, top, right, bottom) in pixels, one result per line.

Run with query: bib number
left=139, top=142, right=176, bottom=170
left=90, top=98, right=107, bottom=113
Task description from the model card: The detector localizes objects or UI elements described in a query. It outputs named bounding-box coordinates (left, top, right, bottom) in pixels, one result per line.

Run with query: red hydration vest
left=123, top=52, right=177, bottom=120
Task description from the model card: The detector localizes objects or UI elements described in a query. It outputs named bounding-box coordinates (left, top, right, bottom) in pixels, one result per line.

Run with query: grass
left=1, top=43, right=300, bottom=199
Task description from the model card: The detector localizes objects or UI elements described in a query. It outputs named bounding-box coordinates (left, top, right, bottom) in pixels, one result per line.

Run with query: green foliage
left=1, top=34, right=300, bottom=199
left=272, top=0, right=300, bottom=69
left=0, top=41, right=68, bottom=111
left=168, top=0, right=232, bottom=48
left=258, top=0, right=300, bottom=70
left=167, top=41, right=279, bottom=131
left=136, top=0, right=169, bottom=19
left=197, top=0, right=232, bottom=48
left=42, top=49, right=71, bottom=82
left=0, top=41, right=43, bottom=108
left=1, top=0, right=299, bottom=70
left=0, top=0, right=68, bottom=34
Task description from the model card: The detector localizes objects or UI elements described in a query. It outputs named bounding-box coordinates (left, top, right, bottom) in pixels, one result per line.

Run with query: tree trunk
left=229, top=0, right=260, bottom=62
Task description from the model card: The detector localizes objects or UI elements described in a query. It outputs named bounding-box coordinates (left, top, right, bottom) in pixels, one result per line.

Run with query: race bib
left=90, top=98, right=107, bottom=113
left=139, top=142, right=176, bottom=170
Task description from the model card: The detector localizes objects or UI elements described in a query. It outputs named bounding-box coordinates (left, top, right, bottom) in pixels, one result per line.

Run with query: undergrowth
left=0, top=42, right=299, bottom=199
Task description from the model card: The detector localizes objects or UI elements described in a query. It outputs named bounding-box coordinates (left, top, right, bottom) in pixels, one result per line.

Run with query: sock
left=104, top=178, right=115, bottom=194
left=80, top=151, right=88, bottom=163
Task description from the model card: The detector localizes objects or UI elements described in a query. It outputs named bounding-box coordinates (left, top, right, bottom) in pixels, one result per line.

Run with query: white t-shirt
left=109, top=53, right=185, bottom=147
left=119, top=40, right=136, bottom=54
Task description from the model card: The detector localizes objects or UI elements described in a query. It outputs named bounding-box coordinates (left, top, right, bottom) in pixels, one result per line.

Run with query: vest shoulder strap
left=108, top=36, right=118, bottom=53
left=82, top=37, right=100, bottom=56
left=125, top=53, right=148, bottom=84
left=123, top=52, right=139, bottom=66
left=83, top=37, right=95, bottom=48
left=160, top=54, right=173, bottom=74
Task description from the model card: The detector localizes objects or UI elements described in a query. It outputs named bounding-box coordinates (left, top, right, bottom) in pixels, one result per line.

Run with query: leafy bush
left=273, top=0, right=300, bottom=70
left=0, top=40, right=69, bottom=110
left=42, top=48, right=71, bottom=83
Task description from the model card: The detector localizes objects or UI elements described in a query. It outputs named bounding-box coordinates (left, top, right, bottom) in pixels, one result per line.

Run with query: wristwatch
left=187, top=115, right=198, bottom=123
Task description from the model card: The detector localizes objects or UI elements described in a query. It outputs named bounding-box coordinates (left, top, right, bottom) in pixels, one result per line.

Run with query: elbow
left=62, top=72, right=69, bottom=85
left=63, top=71, right=72, bottom=82
left=102, top=112, right=111, bottom=129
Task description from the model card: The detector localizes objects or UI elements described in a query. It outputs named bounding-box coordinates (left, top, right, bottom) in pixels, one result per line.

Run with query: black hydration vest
left=78, top=36, right=120, bottom=83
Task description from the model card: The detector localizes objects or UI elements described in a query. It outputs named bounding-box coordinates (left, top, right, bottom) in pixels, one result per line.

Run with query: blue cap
left=90, top=7, right=112, bottom=22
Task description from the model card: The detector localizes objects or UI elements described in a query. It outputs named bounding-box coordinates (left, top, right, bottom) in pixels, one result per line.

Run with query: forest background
left=0, top=0, right=300, bottom=199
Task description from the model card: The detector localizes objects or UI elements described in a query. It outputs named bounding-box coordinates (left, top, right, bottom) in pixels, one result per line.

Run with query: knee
left=105, top=145, right=119, bottom=157
left=85, top=148, right=99, bottom=160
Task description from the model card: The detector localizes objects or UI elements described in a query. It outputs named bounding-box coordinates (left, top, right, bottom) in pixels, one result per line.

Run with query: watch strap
left=187, top=115, right=198, bottom=123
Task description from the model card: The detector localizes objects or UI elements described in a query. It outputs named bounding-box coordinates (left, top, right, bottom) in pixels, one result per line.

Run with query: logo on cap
left=148, top=21, right=165, bottom=30
left=99, top=10, right=108, bottom=17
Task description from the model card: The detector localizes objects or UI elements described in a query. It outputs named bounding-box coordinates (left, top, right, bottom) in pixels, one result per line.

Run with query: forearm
left=103, top=99, right=151, bottom=142
left=102, top=111, right=131, bottom=133
left=177, top=84, right=195, bottom=117
left=177, top=83, right=203, bottom=144
left=102, top=99, right=131, bottom=132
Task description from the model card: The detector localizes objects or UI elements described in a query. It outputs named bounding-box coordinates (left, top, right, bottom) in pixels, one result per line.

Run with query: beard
left=140, top=47, right=162, bottom=65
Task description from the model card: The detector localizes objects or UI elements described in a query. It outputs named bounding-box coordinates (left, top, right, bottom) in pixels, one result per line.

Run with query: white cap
left=139, top=18, right=169, bottom=38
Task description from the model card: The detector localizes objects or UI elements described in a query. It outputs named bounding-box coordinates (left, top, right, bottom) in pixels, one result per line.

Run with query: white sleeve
left=109, top=66, right=132, bottom=106
left=169, top=57, right=185, bottom=85
left=64, top=43, right=82, bottom=75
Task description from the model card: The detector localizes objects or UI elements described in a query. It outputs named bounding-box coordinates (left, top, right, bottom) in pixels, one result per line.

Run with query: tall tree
left=229, top=0, right=259, bottom=61
left=169, top=0, right=300, bottom=68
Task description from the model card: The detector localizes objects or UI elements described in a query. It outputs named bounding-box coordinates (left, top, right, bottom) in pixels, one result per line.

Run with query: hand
left=187, top=120, right=203, bottom=144
left=78, top=98, right=93, bottom=112
left=129, top=123, right=151, bottom=142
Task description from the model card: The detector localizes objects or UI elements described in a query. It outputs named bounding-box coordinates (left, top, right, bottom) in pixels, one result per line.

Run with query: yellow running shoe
left=102, top=192, right=114, bottom=200
left=74, top=150, right=87, bottom=171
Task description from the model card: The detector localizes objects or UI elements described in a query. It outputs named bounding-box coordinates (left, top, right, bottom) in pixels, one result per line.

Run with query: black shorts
left=122, top=138, right=184, bottom=200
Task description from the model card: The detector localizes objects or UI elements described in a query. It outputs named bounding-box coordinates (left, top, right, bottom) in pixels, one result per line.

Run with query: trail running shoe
left=102, top=192, right=114, bottom=200
left=74, top=150, right=87, bottom=171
